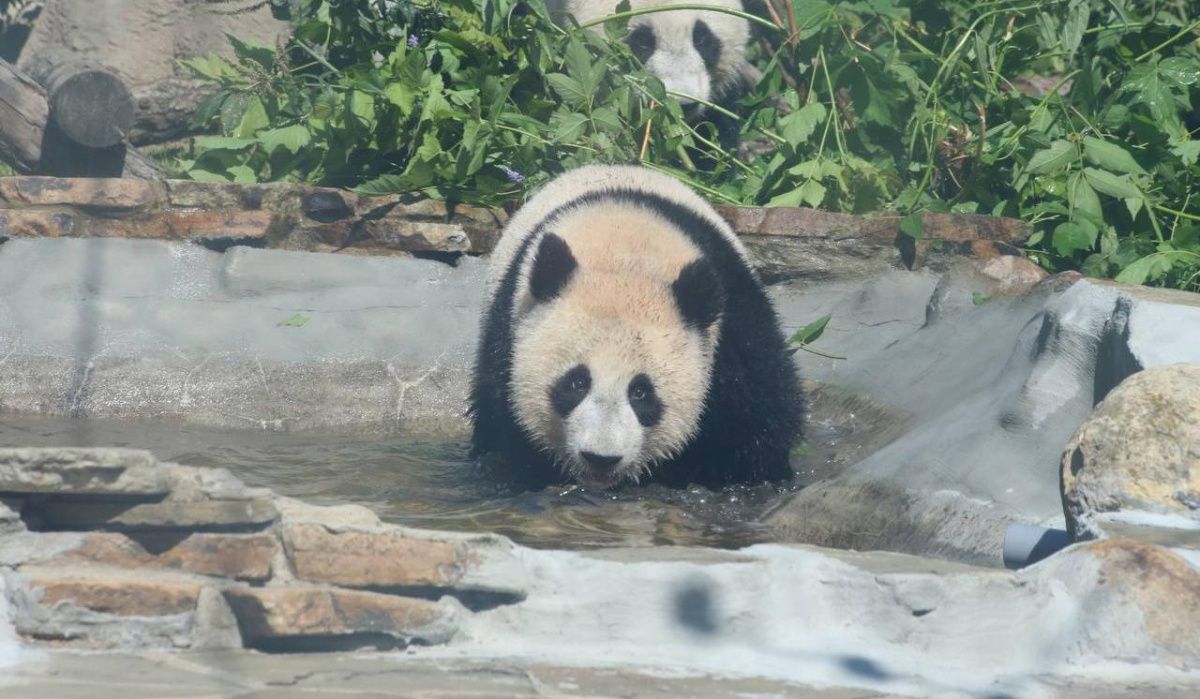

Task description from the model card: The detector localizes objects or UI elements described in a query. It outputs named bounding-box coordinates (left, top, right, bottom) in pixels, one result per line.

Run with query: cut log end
left=48, top=68, right=134, bottom=149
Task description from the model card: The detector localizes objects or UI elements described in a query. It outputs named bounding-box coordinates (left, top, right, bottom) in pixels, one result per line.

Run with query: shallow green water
left=0, top=386, right=898, bottom=549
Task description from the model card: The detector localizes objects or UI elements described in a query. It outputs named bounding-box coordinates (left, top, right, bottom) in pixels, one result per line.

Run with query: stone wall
left=0, top=447, right=525, bottom=651
left=1, top=447, right=1198, bottom=694
left=0, top=175, right=1031, bottom=279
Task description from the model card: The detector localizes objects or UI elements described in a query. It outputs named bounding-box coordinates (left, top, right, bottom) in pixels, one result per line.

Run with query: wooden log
left=0, top=57, right=159, bottom=179
left=40, top=62, right=135, bottom=149
left=0, top=57, right=50, bottom=172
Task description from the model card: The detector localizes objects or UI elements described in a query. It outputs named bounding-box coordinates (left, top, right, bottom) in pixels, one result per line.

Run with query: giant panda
left=548, top=0, right=758, bottom=151
left=469, top=165, right=803, bottom=489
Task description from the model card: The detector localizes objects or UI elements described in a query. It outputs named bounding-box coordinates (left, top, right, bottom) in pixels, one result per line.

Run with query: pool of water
left=0, top=384, right=903, bottom=549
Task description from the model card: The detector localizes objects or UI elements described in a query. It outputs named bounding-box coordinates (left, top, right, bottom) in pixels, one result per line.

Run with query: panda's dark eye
left=692, top=20, right=721, bottom=72
left=626, top=24, right=656, bottom=63
left=550, top=364, right=591, bottom=417
left=627, top=373, right=663, bottom=427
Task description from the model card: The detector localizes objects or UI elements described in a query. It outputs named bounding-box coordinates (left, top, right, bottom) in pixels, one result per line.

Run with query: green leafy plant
left=179, top=0, right=1200, bottom=291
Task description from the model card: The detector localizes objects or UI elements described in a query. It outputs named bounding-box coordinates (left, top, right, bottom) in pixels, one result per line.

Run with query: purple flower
left=407, top=34, right=420, bottom=48
left=499, top=165, right=525, bottom=184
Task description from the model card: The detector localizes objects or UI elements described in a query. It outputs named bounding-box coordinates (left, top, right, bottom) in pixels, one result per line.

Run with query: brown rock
left=715, top=205, right=1032, bottom=281
left=36, top=498, right=278, bottom=531
left=0, top=209, right=80, bottom=237
left=46, top=532, right=278, bottom=581
left=282, top=524, right=463, bottom=589
left=1042, top=539, right=1200, bottom=668
left=23, top=567, right=202, bottom=616
left=0, top=447, right=168, bottom=496
left=0, top=177, right=161, bottom=210
left=362, top=218, right=472, bottom=253
left=223, top=586, right=459, bottom=643
left=165, top=180, right=360, bottom=215
left=967, top=255, right=1048, bottom=296
left=1061, top=365, right=1200, bottom=541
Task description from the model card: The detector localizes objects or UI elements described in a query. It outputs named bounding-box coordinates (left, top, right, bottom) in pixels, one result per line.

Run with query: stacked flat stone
left=0, top=447, right=525, bottom=650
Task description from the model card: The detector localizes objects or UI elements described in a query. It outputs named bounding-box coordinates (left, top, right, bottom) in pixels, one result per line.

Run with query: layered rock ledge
left=1, top=447, right=1198, bottom=695
left=0, top=447, right=525, bottom=652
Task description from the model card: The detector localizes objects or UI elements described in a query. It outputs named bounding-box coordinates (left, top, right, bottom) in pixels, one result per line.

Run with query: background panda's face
left=510, top=212, right=723, bottom=487
left=621, top=2, right=749, bottom=105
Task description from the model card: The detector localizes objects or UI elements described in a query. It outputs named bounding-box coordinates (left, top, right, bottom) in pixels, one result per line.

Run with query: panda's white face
left=508, top=206, right=724, bottom=488
left=628, top=12, right=716, bottom=104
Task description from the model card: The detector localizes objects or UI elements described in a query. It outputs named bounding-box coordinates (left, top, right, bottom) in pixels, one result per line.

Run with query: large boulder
left=16, top=0, right=290, bottom=144
left=1061, top=364, right=1200, bottom=541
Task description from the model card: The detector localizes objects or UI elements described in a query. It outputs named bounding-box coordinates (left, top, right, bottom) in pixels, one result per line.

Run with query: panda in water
left=469, top=165, right=803, bottom=489
left=549, top=0, right=758, bottom=151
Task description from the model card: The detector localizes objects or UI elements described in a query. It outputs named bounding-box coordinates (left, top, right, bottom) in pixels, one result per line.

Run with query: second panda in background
left=550, top=0, right=758, bottom=152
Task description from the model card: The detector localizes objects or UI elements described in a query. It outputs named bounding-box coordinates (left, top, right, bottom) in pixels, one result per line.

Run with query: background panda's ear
left=672, top=258, right=724, bottom=330
left=529, top=233, right=578, bottom=302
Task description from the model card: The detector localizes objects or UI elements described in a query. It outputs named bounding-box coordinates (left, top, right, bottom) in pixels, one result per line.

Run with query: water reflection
left=0, top=384, right=900, bottom=549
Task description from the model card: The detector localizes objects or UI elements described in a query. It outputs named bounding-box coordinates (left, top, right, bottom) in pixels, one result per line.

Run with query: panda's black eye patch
left=628, top=373, right=663, bottom=427
left=550, top=364, right=591, bottom=417
left=626, top=24, right=656, bottom=63
left=692, top=20, right=721, bottom=72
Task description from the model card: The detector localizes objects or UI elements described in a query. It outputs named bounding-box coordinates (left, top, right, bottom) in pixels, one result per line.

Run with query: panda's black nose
left=581, top=451, right=621, bottom=471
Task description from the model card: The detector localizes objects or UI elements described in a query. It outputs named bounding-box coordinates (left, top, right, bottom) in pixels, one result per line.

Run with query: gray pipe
left=1002, top=523, right=1070, bottom=569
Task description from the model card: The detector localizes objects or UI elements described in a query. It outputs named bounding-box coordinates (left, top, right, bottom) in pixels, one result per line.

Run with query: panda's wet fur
left=550, top=0, right=757, bottom=150
left=469, top=165, right=803, bottom=490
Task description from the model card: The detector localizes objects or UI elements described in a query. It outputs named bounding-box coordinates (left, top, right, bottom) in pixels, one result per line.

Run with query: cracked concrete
left=0, top=239, right=481, bottom=432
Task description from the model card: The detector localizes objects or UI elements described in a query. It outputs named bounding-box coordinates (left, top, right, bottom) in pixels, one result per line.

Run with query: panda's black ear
left=672, top=258, right=724, bottom=330
left=529, top=233, right=577, bottom=302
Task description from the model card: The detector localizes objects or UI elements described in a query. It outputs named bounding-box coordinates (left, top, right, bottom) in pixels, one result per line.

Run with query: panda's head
left=509, top=206, right=724, bottom=488
left=621, top=0, right=750, bottom=105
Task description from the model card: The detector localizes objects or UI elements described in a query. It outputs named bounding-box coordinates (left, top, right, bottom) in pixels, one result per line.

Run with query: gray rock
left=766, top=270, right=1200, bottom=562
left=1061, top=363, right=1200, bottom=542
left=190, top=586, right=243, bottom=650
left=0, top=497, right=22, bottom=534
left=16, top=0, right=290, bottom=144
left=34, top=498, right=278, bottom=531
left=2, top=568, right=195, bottom=648
left=0, top=447, right=167, bottom=496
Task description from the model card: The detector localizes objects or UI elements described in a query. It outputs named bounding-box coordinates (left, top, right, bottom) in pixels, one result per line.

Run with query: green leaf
left=1113, top=253, right=1192, bottom=285
left=349, top=90, right=377, bottom=129
left=1067, top=172, right=1103, bottom=224
left=1027, top=140, right=1076, bottom=174
left=900, top=212, right=923, bottom=240
left=276, top=313, right=310, bottom=327
left=787, top=314, right=831, bottom=346
left=779, top=102, right=827, bottom=146
left=546, top=73, right=589, bottom=109
left=258, top=125, right=311, bottom=154
left=1083, top=168, right=1142, bottom=200
left=798, top=179, right=827, bottom=208
left=194, top=136, right=256, bottom=152
left=1082, top=137, right=1146, bottom=175
left=235, top=96, right=269, bottom=138
left=227, top=165, right=258, bottom=184
left=1171, top=140, right=1200, bottom=167
left=1160, top=57, right=1200, bottom=86
left=1052, top=221, right=1097, bottom=256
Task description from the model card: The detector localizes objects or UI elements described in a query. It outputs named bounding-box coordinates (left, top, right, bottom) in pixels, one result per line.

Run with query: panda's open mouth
left=576, top=467, right=623, bottom=489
